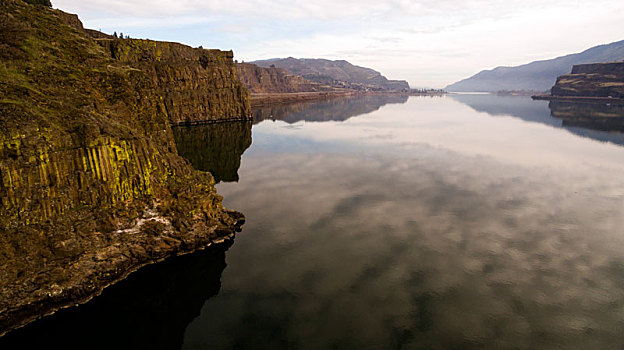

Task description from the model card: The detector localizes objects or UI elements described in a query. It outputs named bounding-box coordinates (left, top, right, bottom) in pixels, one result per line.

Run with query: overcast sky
left=54, top=0, right=624, bottom=88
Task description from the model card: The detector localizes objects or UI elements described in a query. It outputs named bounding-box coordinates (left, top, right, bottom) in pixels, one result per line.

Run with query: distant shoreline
left=531, top=95, right=624, bottom=105
left=250, top=90, right=444, bottom=107
left=250, top=91, right=362, bottom=107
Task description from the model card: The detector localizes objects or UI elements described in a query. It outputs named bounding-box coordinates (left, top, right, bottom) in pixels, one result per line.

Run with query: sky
left=54, top=0, right=624, bottom=88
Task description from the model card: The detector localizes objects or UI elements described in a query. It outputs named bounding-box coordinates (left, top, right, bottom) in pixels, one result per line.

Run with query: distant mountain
left=236, top=63, right=335, bottom=94
left=251, top=57, right=410, bottom=91
left=446, top=40, right=624, bottom=92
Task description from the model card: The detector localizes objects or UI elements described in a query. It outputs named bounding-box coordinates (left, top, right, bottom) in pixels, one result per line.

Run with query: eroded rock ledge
left=102, top=40, right=251, bottom=125
left=532, top=62, right=624, bottom=103
left=0, top=0, right=246, bottom=335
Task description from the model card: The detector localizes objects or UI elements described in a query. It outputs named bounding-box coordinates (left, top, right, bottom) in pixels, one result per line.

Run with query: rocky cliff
left=252, top=57, right=410, bottom=91
left=236, top=63, right=334, bottom=94
left=102, top=40, right=251, bottom=125
left=0, top=244, right=230, bottom=349
left=550, top=62, right=624, bottom=98
left=0, top=0, right=245, bottom=335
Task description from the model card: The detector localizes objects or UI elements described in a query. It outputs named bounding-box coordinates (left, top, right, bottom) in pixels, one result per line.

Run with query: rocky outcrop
left=0, top=244, right=230, bottom=349
left=252, top=57, right=410, bottom=91
left=236, top=63, right=334, bottom=93
left=101, top=40, right=251, bottom=125
left=550, top=62, right=624, bottom=98
left=0, top=0, right=244, bottom=335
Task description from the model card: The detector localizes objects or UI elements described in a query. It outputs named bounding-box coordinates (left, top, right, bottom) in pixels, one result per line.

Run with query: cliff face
left=550, top=62, right=624, bottom=98
left=252, top=57, right=410, bottom=91
left=0, top=0, right=244, bottom=334
left=101, top=40, right=251, bottom=125
left=236, top=63, right=333, bottom=93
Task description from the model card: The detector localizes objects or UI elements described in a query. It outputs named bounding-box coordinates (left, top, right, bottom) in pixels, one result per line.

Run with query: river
left=3, top=94, right=624, bottom=349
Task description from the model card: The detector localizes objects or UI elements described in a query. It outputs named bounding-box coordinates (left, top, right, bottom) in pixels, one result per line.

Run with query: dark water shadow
left=253, top=94, right=409, bottom=124
left=549, top=101, right=624, bottom=132
left=450, top=93, right=624, bottom=146
left=0, top=244, right=232, bottom=350
left=173, top=122, right=252, bottom=183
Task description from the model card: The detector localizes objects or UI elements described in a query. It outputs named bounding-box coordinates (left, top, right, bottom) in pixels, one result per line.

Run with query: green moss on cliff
left=102, top=39, right=251, bottom=124
left=0, top=0, right=245, bottom=335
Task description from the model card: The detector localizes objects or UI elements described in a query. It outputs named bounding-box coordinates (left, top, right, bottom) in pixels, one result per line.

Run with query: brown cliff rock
left=550, top=62, right=624, bottom=98
left=236, top=62, right=334, bottom=93
left=0, top=0, right=245, bottom=335
left=102, top=40, right=251, bottom=125
left=252, top=57, right=410, bottom=91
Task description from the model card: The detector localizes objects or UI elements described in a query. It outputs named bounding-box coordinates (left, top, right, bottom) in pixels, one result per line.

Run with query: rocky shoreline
left=1, top=223, right=242, bottom=337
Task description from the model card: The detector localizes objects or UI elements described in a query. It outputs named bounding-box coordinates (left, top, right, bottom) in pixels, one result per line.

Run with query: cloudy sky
left=54, top=0, right=623, bottom=88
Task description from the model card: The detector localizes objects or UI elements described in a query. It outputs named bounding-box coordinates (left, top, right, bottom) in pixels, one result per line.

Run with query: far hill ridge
left=252, top=57, right=410, bottom=91
left=446, top=40, right=624, bottom=92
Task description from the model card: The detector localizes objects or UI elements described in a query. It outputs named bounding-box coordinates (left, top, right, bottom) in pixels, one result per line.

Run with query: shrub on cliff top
left=23, top=0, right=52, bottom=7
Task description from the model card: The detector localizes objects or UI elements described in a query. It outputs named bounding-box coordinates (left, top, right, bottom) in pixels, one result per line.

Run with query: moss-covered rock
left=101, top=39, right=251, bottom=124
left=0, top=0, right=245, bottom=335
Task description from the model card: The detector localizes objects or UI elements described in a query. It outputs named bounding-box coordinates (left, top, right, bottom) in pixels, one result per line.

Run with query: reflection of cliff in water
left=450, top=93, right=624, bottom=146
left=173, top=122, right=252, bottom=183
left=253, top=94, right=409, bottom=124
left=0, top=244, right=231, bottom=350
left=548, top=101, right=624, bottom=132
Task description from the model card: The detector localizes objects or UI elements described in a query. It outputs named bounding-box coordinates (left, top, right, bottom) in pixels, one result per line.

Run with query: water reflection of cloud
left=186, top=137, right=624, bottom=349
left=449, top=94, right=624, bottom=146
left=252, top=97, right=624, bottom=173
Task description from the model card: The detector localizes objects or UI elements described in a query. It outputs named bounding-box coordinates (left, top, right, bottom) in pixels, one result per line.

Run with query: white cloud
left=54, top=0, right=624, bottom=88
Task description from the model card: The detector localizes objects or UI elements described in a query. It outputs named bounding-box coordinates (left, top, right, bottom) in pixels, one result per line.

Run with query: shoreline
left=0, top=228, right=240, bottom=338
left=173, top=117, right=254, bottom=126
left=531, top=95, right=624, bottom=105
left=249, top=90, right=445, bottom=107
left=250, top=91, right=364, bottom=107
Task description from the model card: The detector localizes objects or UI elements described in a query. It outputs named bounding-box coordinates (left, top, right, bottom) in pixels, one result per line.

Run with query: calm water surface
left=3, top=94, right=624, bottom=349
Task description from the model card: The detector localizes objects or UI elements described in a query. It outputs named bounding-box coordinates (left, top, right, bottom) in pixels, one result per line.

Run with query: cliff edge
left=550, top=62, right=624, bottom=98
left=236, top=62, right=334, bottom=94
left=532, top=62, right=624, bottom=104
left=102, top=40, right=251, bottom=124
left=0, top=0, right=245, bottom=335
left=252, top=57, right=410, bottom=91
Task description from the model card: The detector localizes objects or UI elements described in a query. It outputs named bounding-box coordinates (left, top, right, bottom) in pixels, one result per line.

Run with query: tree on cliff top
left=23, top=0, right=52, bottom=7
